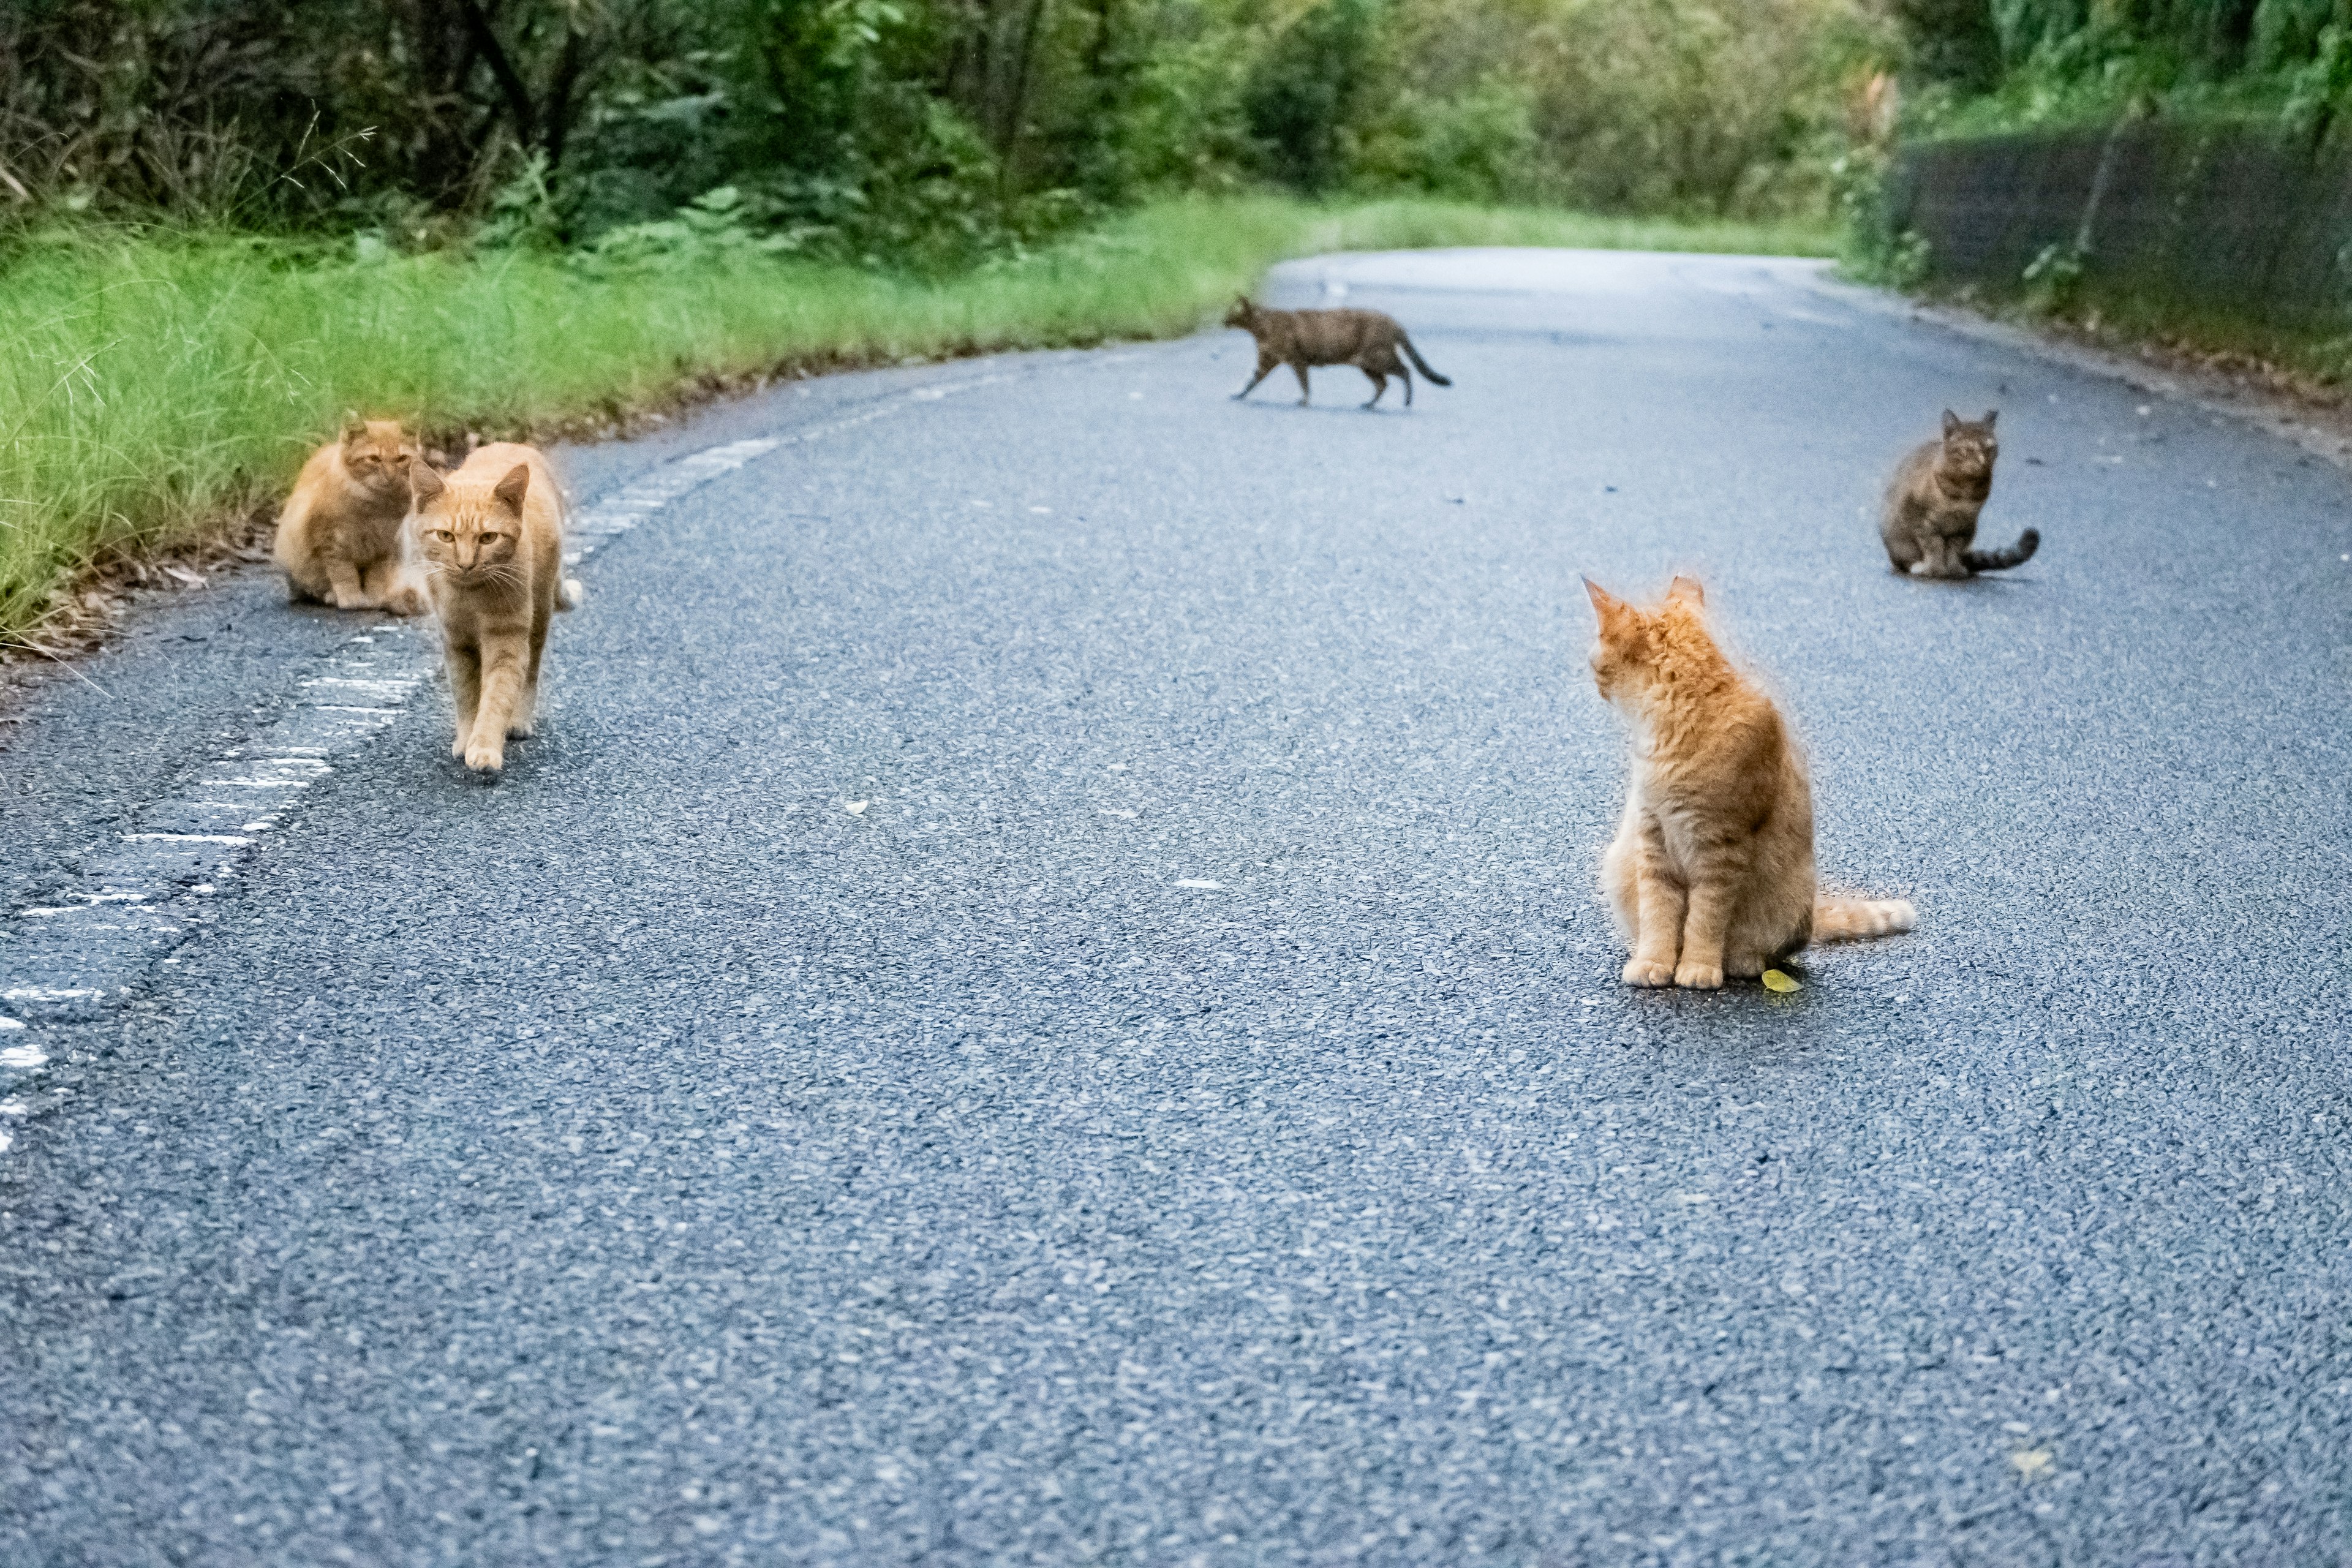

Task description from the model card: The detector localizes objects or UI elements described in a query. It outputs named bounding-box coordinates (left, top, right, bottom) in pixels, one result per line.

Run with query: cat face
left=340, top=418, right=418, bottom=499
left=409, top=461, right=531, bottom=585
left=1937, top=408, right=1998, bottom=483
left=1584, top=576, right=1706, bottom=706
left=1223, top=296, right=1254, bottom=328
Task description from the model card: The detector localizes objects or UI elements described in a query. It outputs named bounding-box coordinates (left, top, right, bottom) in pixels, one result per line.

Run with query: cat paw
left=1623, top=959, right=1675, bottom=988
left=384, top=587, right=429, bottom=617
left=329, top=589, right=374, bottom=611
left=1674, top=961, right=1725, bottom=990
left=463, top=740, right=505, bottom=772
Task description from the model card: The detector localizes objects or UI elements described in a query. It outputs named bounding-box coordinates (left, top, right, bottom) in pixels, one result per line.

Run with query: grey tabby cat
left=1880, top=409, right=2040, bottom=579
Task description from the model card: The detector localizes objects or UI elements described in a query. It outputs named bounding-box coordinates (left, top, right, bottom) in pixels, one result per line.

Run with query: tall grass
left=0, top=197, right=1831, bottom=639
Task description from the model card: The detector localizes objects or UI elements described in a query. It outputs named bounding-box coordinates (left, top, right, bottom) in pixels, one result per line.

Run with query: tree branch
left=456, top=0, right=537, bottom=145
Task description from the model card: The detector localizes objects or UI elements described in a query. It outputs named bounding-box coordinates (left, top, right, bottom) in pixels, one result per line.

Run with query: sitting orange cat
left=274, top=418, right=428, bottom=614
left=408, top=443, right=582, bottom=773
left=1585, top=575, right=1914, bottom=989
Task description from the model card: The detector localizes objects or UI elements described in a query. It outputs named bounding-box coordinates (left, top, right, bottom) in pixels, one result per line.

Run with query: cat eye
left=428, top=528, right=455, bottom=543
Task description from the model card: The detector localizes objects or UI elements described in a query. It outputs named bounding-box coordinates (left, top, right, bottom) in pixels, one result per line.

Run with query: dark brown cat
left=1879, top=409, right=2039, bottom=578
left=1224, top=296, right=1451, bottom=410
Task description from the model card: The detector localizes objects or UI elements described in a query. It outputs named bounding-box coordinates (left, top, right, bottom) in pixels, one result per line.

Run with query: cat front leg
left=1626, top=870, right=1686, bottom=987
left=464, top=635, right=529, bottom=772
left=1234, top=356, right=1275, bottom=401
left=1291, top=363, right=1311, bottom=406
left=324, top=557, right=375, bottom=609
left=445, top=641, right=482, bottom=759
left=1674, top=872, right=1741, bottom=989
left=1623, top=813, right=1684, bottom=987
left=363, top=557, right=428, bottom=617
left=511, top=619, right=551, bottom=738
left=1909, top=533, right=1968, bottom=579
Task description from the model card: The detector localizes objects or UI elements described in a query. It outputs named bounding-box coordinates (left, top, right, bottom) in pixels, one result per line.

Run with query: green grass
left=0, top=196, right=1832, bottom=639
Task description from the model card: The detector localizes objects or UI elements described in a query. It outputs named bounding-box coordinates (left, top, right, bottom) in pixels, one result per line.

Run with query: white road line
left=0, top=365, right=1012, bottom=1137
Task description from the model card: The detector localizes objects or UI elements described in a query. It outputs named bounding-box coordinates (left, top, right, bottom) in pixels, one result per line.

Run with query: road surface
left=4, top=250, right=2349, bottom=1566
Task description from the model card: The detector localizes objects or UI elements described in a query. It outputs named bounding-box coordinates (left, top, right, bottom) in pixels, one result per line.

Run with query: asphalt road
left=4, top=249, right=2350, bottom=1567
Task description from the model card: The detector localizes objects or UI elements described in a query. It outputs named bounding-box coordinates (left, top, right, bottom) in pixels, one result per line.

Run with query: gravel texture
left=3, top=251, right=2348, bottom=1567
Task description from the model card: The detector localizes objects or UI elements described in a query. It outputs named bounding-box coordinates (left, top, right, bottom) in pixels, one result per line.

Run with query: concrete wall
left=1890, top=124, right=2352, bottom=329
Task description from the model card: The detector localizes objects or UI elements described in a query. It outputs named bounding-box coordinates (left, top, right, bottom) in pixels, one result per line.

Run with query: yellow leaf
left=2011, top=1448, right=2053, bottom=1480
left=1761, top=969, right=1800, bottom=993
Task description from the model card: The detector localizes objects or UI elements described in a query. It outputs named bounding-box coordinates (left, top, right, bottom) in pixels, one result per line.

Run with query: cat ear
left=407, top=459, right=444, bottom=503
left=1940, top=409, right=1959, bottom=435
left=1982, top=409, right=1997, bottom=428
left=341, top=413, right=368, bottom=445
left=1667, top=575, right=1705, bottom=607
left=1583, top=576, right=1623, bottom=619
left=492, top=464, right=531, bottom=513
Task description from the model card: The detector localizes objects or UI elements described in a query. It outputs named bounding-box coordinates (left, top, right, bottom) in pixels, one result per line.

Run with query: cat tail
left=1400, top=334, right=1451, bottom=388
left=1961, top=528, right=2039, bottom=573
left=556, top=577, right=586, bottom=612
left=1812, top=895, right=1917, bottom=943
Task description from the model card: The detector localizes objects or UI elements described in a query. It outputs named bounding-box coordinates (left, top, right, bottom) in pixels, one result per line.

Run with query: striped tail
left=1812, top=895, right=1917, bottom=943
left=1400, top=334, right=1451, bottom=387
left=1962, top=527, right=2039, bottom=573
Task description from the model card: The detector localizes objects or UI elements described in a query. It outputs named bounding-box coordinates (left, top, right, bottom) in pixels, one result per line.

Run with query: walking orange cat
left=407, top=443, right=583, bottom=774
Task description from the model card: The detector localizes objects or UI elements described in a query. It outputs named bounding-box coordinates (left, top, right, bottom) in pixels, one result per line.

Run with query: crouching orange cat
left=408, top=443, right=582, bottom=774
left=1585, top=575, right=1914, bottom=989
left=274, top=418, right=429, bottom=614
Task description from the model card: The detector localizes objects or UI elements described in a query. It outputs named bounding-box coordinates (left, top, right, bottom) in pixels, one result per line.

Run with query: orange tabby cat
left=1586, top=575, right=1914, bottom=989
left=408, top=442, right=582, bottom=773
left=274, top=418, right=428, bottom=614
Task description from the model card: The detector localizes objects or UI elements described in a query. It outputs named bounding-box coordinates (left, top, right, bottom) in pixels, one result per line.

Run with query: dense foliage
left=0, top=0, right=1886, bottom=260
left=1895, top=0, right=2352, bottom=135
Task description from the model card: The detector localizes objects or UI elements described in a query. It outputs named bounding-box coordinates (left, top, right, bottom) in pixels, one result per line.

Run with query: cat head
left=1583, top=575, right=1710, bottom=707
left=339, top=417, right=418, bottom=500
left=1937, top=408, right=1998, bottom=482
left=408, top=461, right=532, bottom=586
left=1222, top=295, right=1256, bottom=329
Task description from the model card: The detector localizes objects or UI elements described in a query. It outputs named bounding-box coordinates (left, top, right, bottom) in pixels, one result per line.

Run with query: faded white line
left=0, top=363, right=1017, bottom=1145
left=124, top=833, right=257, bottom=844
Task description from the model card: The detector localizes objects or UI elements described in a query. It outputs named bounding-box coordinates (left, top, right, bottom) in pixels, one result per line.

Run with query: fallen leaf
left=1761, top=969, right=1801, bottom=993
left=842, top=801, right=868, bottom=815
left=1174, top=878, right=1223, bottom=890
left=2010, top=1448, right=2053, bottom=1480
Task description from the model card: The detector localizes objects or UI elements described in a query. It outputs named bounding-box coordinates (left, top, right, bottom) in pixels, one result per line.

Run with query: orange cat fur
left=273, top=418, right=428, bottom=614
left=1585, top=575, right=1915, bottom=989
left=407, top=443, right=582, bottom=773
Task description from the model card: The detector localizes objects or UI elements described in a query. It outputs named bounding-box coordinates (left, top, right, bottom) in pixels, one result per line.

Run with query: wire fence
left=1891, top=124, right=2352, bottom=330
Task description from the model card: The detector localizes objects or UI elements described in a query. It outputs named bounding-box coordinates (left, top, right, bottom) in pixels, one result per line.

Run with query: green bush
left=0, top=197, right=1830, bottom=643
